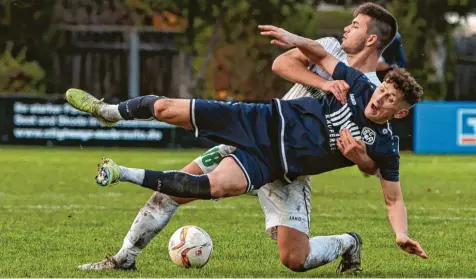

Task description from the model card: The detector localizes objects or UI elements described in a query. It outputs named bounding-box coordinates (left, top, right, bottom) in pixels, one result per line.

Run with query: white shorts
left=194, top=145, right=311, bottom=239
left=258, top=176, right=311, bottom=240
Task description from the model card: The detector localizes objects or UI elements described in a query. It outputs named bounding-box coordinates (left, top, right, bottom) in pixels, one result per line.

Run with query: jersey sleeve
left=331, top=62, right=365, bottom=86
left=373, top=136, right=400, bottom=182
left=375, top=154, right=400, bottom=181
left=308, top=37, right=344, bottom=68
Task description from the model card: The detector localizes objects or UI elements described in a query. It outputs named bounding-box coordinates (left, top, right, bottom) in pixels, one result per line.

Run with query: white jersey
left=282, top=37, right=381, bottom=101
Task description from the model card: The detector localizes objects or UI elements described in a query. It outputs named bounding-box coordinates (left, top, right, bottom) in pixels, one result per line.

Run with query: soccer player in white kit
left=78, top=2, right=416, bottom=273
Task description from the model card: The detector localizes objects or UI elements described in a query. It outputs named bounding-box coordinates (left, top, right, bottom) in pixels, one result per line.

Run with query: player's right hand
left=395, top=234, right=428, bottom=259
left=258, top=25, right=299, bottom=49
left=322, top=80, right=350, bottom=104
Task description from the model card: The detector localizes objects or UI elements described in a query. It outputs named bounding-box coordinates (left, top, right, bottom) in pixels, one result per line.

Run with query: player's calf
left=118, top=95, right=165, bottom=120
left=277, top=226, right=311, bottom=272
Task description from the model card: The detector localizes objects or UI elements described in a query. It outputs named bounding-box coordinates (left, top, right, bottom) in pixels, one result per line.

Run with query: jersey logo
left=325, top=104, right=362, bottom=151
left=362, top=127, right=376, bottom=145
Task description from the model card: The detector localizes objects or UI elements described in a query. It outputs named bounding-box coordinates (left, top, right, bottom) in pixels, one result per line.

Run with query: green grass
left=0, top=146, right=475, bottom=277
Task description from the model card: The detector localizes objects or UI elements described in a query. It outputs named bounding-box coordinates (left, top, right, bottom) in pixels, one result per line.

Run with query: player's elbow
left=271, top=55, right=287, bottom=75
left=272, top=50, right=308, bottom=76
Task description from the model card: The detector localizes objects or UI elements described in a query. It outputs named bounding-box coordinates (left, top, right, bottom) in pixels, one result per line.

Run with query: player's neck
left=347, top=50, right=378, bottom=73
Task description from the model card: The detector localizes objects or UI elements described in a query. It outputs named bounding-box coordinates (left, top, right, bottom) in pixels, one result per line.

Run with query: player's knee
left=153, top=98, right=170, bottom=120
left=280, top=249, right=307, bottom=272
left=153, top=99, right=192, bottom=129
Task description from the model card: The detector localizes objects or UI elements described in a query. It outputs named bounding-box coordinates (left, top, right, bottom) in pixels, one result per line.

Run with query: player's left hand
left=337, top=128, right=367, bottom=163
left=258, top=25, right=299, bottom=49
left=322, top=80, right=350, bottom=105
left=396, top=234, right=428, bottom=259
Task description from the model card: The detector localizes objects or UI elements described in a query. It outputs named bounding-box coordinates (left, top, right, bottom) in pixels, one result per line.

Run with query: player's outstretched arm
left=259, top=25, right=339, bottom=77
left=272, top=48, right=349, bottom=104
left=380, top=179, right=428, bottom=259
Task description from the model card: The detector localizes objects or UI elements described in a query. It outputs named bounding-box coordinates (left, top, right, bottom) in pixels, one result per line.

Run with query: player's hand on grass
left=396, top=233, right=428, bottom=259
left=322, top=80, right=350, bottom=104
left=258, top=25, right=299, bottom=48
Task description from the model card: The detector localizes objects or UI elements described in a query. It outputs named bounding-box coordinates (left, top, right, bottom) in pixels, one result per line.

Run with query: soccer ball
left=168, top=225, right=213, bottom=268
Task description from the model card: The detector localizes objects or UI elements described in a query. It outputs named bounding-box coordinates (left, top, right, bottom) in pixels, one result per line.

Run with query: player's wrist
left=395, top=232, right=408, bottom=239
left=356, top=155, right=375, bottom=169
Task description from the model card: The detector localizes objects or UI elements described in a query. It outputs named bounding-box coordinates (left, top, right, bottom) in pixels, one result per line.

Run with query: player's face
left=365, top=81, right=409, bottom=124
left=341, top=14, right=371, bottom=54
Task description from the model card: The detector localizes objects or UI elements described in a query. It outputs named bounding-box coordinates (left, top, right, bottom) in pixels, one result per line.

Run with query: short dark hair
left=384, top=68, right=423, bottom=106
left=353, top=2, right=398, bottom=52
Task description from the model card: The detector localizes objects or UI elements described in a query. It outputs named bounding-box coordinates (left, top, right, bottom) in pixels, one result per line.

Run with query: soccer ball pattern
left=168, top=225, right=213, bottom=268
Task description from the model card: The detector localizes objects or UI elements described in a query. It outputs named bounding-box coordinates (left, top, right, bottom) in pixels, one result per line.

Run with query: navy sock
left=118, top=96, right=164, bottom=120
left=141, top=170, right=213, bottom=199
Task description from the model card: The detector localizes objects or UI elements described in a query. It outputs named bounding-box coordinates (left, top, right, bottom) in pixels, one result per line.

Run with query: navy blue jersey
left=273, top=62, right=400, bottom=182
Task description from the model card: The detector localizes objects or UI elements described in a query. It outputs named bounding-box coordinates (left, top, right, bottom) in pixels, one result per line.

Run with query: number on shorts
left=200, top=146, right=223, bottom=167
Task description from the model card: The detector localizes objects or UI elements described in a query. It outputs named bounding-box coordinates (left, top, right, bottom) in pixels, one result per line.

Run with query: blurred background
left=1, top=0, right=476, bottom=153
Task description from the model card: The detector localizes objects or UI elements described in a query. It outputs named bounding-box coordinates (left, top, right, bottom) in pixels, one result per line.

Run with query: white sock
left=119, top=167, right=145, bottom=185
left=99, top=104, right=123, bottom=121
left=303, top=234, right=356, bottom=270
left=114, top=192, right=179, bottom=264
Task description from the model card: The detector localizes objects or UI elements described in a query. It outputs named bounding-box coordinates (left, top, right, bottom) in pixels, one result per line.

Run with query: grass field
left=0, top=146, right=475, bottom=278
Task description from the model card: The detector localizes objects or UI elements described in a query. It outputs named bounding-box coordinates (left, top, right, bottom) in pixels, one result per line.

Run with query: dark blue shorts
left=191, top=99, right=282, bottom=191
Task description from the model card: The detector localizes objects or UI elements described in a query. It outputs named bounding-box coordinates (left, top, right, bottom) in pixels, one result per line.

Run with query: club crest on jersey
left=361, top=127, right=376, bottom=145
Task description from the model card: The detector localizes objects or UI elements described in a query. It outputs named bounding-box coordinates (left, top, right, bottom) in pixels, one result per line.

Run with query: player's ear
left=366, top=34, right=378, bottom=48
left=394, top=108, right=408, bottom=119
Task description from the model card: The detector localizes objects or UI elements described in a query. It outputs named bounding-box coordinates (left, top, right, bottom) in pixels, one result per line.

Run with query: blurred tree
left=0, top=42, right=46, bottom=94
left=128, top=0, right=353, bottom=99
left=0, top=0, right=355, bottom=98
left=386, top=0, right=476, bottom=100
left=322, top=0, right=476, bottom=99
left=0, top=0, right=55, bottom=93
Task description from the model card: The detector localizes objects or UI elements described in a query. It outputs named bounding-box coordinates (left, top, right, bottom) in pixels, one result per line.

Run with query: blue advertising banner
left=414, top=101, right=476, bottom=154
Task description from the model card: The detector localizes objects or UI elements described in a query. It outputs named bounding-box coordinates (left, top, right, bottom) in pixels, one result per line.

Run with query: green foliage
left=188, top=1, right=349, bottom=99
left=0, top=42, right=46, bottom=94
left=0, top=0, right=56, bottom=94
left=386, top=0, right=476, bottom=100
left=126, top=0, right=334, bottom=99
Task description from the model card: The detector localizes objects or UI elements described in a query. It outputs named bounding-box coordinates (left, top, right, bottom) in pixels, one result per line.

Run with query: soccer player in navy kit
left=66, top=22, right=427, bottom=264
left=75, top=3, right=405, bottom=273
